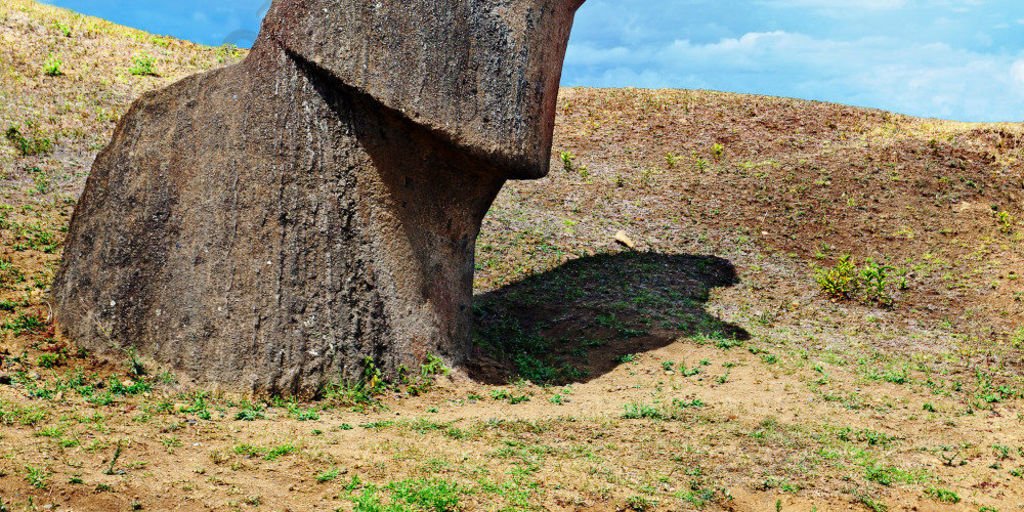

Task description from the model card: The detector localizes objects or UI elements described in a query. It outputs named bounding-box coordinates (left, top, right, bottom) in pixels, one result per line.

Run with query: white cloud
left=564, top=30, right=1024, bottom=121
left=1012, top=60, right=1024, bottom=91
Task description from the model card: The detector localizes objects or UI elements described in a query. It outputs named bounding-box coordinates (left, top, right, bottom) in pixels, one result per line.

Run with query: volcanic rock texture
left=53, top=0, right=585, bottom=394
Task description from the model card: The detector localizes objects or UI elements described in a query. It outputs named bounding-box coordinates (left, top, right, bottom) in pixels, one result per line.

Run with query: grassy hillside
left=1, top=1, right=1023, bottom=511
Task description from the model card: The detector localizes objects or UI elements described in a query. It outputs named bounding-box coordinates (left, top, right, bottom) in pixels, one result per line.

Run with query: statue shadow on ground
left=466, top=251, right=749, bottom=385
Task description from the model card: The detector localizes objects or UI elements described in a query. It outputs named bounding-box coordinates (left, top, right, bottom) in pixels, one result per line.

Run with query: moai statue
left=53, top=0, right=586, bottom=394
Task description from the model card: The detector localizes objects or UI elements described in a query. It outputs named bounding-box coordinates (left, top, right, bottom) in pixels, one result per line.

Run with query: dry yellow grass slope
left=1, top=1, right=1023, bottom=511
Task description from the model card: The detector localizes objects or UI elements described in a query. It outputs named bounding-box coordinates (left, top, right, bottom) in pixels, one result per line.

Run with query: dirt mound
left=1, top=1, right=1022, bottom=511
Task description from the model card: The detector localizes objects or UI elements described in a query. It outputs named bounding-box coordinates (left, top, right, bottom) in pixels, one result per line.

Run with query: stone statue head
left=260, top=0, right=586, bottom=179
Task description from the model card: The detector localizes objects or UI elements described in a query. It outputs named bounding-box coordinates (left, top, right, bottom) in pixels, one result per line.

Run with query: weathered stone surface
left=263, top=0, right=585, bottom=179
left=52, top=0, right=585, bottom=395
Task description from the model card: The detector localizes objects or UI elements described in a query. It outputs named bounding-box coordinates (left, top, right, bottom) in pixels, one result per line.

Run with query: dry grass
left=1, top=1, right=1023, bottom=511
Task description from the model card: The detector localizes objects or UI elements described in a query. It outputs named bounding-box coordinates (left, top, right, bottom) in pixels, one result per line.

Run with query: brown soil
left=1, top=1, right=1023, bottom=511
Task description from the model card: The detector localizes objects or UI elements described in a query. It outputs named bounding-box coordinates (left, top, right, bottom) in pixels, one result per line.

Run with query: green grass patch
left=863, top=463, right=927, bottom=486
left=350, top=478, right=462, bottom=512
left=924, top=486, right=959, bottom=503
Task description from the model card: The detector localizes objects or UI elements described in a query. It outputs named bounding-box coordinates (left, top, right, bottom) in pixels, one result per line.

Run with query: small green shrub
left=323, top=357, right=389, bottom=410
left=859, top=258, right=893, bottom=307
left=816, top=255, right=897, bottom=307
left=680, top=365, right=701, bottom=377
left=665, top=153, right=679, bottom=169
left=993, top=444, right=1012, bottom=460
left=836, top=427, right=896, bottom=447
left=676, top=486, right=722, bottom=508
left=53, top=21, right=72, bottom=37
left=179, top=391, right=212, bottom=419
left=232, top=443, right=262, bottom=458
left=263, top=443, right=295, bottom=461
left=622, top=401, right=663, bottom=420
left=672, top=398, right=704, bottom=408
left=560, top=151, right=575, bottom=172
left=235, top=402, right=265, bottom=421
left=2, top=312, right=46, bottom=335
left=815, top=255, right=858, bottom=299
left=714, top=337, right=743, bottom=350
left=626, top=495, right=655, bottom=511
left=996, top=211, right=1015, bottom=233
left=925, top=486, right=959, bottom=503
left=859, top=496, right=888, bottom=512
left=508, top=393, right=530, bottom=404
left=5, top=124, right=53, bottom=156
left=404, top=354, right=449, bottom=396
left=31, top=169, right=51, bottom=195
left=25, top=465, right=49, bottom=489
left=107, top=376, right=151, bottom=396
left=316, top=467, right=343, bottom=483
left=125, top=347, right=147, bottom=377
left=292, top=408, right=319, bottom=421
left=694, top=153, right=708, bottom=171
left=43, top=55, right=63, bottom=76
left=129, top=55, right=157, bottom=76
left=36, top=353, right=62, bottom=368
left=1012, top=327, right=1024, bottom=349
left=863, top=463, right=924, bottom=486
left=710, top=143, right=724, bottom=162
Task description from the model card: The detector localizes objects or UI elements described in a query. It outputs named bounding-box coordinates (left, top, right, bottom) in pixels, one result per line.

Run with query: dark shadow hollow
left=466, top=251, right=748, bottom=385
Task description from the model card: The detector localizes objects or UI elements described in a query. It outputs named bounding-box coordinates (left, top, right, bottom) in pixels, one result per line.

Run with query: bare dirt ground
left=1, top=1, right=1022, bottom=511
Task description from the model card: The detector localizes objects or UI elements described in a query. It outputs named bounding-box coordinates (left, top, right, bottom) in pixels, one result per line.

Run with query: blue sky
left=40, top=0, right=1024, bottom=122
